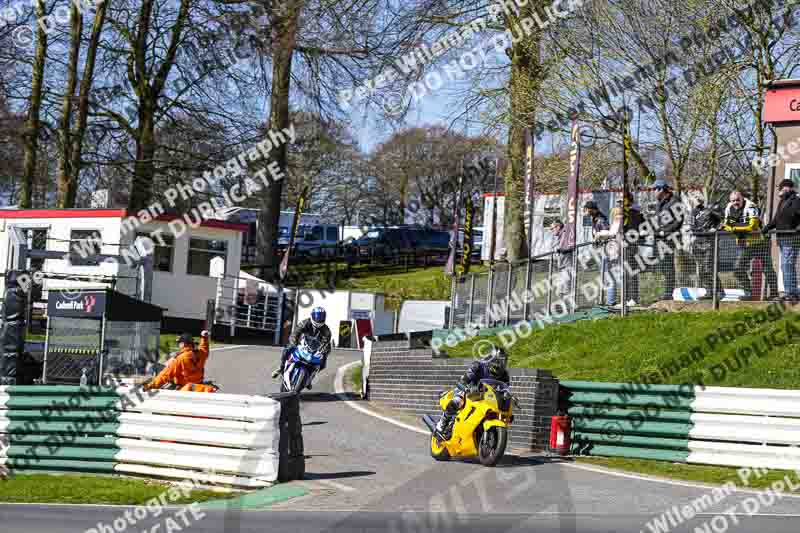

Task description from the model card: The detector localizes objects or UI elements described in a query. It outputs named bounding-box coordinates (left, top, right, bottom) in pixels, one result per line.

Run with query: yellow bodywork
left=434, top=382, right=513, bottom=458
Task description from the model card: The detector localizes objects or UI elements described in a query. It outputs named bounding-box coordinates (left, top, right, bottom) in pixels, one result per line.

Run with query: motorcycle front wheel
left=478, top=426, right=508, bottom=467
left=290, top=367, right=307, bottom=393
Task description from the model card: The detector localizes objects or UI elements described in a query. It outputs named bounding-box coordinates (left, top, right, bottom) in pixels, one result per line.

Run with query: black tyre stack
left=270, top=392, right=305, bottom=481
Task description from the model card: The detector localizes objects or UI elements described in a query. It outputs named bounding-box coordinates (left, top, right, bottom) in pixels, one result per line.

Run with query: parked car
left=411, top=228, right=451, bottom=252
left=348, top=225, right=444, bottom=258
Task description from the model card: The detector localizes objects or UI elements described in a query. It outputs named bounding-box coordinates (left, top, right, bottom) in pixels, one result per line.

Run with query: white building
left=0, top=208, right=247, bottom=331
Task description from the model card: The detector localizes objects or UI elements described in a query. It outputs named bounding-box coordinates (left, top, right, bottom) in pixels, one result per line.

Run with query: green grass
left=0, top=473, right=231, bottom=504
left=350, top=363, right=363, bottom=391
left=307, top=265, right=486, bottom=310
left=444, top=304, right=800, bottom=388
left=578, top=457, right=800, bottom=492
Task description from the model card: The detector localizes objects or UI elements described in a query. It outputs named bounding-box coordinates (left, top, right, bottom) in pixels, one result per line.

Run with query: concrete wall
left=365, top=341, right=559, bottom=451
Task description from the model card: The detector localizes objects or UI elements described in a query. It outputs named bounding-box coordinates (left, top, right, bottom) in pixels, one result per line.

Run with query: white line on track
left=314, top=479, right=357, bottom=492
left=334, top=362, right=427, bottom=435
left=333, top=363, right=800, bottom=499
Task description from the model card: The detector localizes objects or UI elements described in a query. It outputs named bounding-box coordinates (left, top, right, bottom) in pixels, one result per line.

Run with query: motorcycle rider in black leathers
left=434, top=347, right=510, bottom=439
left=272, top=306, right=332, bottom=388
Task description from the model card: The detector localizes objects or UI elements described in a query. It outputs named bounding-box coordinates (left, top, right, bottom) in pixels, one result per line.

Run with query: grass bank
left=445, top=304, right=800, bottom=388
left=307, top=265, right=486, bottom=310
left=0, top=473, right=229, bottom=505
left=350, top=363, right=363, bottom=392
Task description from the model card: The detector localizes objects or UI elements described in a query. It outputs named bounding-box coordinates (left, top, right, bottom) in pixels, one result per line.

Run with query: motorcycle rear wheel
left=478, top=426, right=507, bottom=467
left=430, top=435, right=450, bottom=461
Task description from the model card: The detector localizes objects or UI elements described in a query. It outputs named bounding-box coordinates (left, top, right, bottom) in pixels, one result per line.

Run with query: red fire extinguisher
left=750, top=258, right=764, bottom=301
left=549, top=415, right=571, bottom=455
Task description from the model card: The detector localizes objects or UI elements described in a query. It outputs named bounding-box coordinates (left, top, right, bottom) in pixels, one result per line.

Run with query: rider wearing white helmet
left=272, top=306, right=332, bottom=380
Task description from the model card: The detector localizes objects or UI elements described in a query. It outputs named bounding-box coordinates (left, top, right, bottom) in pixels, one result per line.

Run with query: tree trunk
left=20, top=0, right=48, bottom=208
left=68, top=0, right=109, bottom=207
left=126, top=0, right=190, bottom=211
left=257, top=1, right=302, bottom=279
left=131, top=105, right=157, bottom=211
left=56, top=3, right=83, bottom=207
left=503, top=8, right=542, bottom=261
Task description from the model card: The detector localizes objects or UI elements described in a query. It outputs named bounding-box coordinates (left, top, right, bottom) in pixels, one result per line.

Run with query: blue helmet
left=310, top=307, right=326, bottom=328
left=653, top=179, right=670, bottom=191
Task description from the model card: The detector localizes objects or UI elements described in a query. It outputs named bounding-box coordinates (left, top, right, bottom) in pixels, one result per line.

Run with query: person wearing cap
left=143, top=330, right=210, bottom=390
left=724, top=190, right=779, bottom=299
left=763, top=179, right=800, bottom=299
left=652, top=179, right=684, bottom=300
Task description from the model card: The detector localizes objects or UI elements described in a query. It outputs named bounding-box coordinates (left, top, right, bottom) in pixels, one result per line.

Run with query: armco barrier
left=0, top=386, right=304, bottom=487
left=562, top=380, right=800, bottom=469
left=365, top=342, right=559, bottom=450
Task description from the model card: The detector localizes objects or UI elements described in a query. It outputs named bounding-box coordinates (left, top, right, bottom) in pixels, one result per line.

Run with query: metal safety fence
left=213, top=274, right=284, bottom=342
left=450, top=230, right=800, bottom=328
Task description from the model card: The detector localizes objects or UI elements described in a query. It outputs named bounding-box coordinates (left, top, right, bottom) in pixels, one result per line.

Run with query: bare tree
left=20, top=0, right=49, bottom=208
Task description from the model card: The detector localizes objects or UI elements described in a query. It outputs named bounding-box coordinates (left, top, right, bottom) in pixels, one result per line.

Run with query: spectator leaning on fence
left=593, top=194, right=644, bottom=307
left=689, top=196, right=722, bottom=298
left=653, top=179, right=684, bottom=301
left=723, top=191, right=779, bottom=300
left=622, top=191, right=644, bottom=305
left=763, top=179, right=800, bottom=300
left=550, top=220, right=573, bottom=301
left=584, top=200, right=614, bottom=306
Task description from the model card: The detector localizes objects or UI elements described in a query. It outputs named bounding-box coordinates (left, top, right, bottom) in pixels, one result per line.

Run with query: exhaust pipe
left=421, top=414, right=437, bottom=433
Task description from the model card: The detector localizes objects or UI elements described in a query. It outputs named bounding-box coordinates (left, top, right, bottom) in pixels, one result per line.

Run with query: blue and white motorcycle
left=281, top=336, right=324, bottom=393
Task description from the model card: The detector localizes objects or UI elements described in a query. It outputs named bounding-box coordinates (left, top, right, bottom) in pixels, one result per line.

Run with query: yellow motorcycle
left=422, top=379, right=518, bottom=466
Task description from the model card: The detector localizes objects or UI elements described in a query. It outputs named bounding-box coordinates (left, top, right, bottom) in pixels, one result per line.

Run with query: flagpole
left=622, top=111, right=630, bottom=317
left=523, top=128, right=535, bottom=321
left=447, top=163, right=465, bottom=329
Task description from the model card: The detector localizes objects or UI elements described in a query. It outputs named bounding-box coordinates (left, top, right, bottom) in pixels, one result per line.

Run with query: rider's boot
left=271, top=367, right=282, bottom=379
left=435, top=413, right=454, bottom=440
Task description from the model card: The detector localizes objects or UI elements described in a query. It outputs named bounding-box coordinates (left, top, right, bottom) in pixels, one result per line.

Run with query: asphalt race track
left=2, top=345, right=800, bottom=533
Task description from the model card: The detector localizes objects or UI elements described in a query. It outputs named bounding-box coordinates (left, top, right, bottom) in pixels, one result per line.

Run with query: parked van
left=295, top=224, right=340, bottom=256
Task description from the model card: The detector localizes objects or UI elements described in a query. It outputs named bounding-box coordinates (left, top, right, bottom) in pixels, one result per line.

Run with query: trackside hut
left=0, top=208, right=246, bottom=331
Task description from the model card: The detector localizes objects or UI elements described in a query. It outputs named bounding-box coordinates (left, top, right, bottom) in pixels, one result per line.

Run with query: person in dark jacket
left=763, top=179, right=800, bottom=299
left=724, top=191, right=779, bottom=299
left=652, top=179, right=685, bottom=300
left=434, top=347, right=510, bottom=439
left=1, top=271, right=27, bottom=386
left=272, top=307, right=332, bottom=382
left=584, top=200, right=615, bottom=305
left=689, top=197, right=722, bottom=297
left=551, top=220, right=573, bottom=302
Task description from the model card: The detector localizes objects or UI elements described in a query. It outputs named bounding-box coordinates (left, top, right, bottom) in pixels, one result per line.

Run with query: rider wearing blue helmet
left=272, top=306, right=332, bottom=382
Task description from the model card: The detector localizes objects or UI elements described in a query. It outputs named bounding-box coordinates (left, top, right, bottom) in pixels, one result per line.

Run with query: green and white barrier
left=563, top=381, right=800, bottom=469
left=0, top=386, right=281, bottom=488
